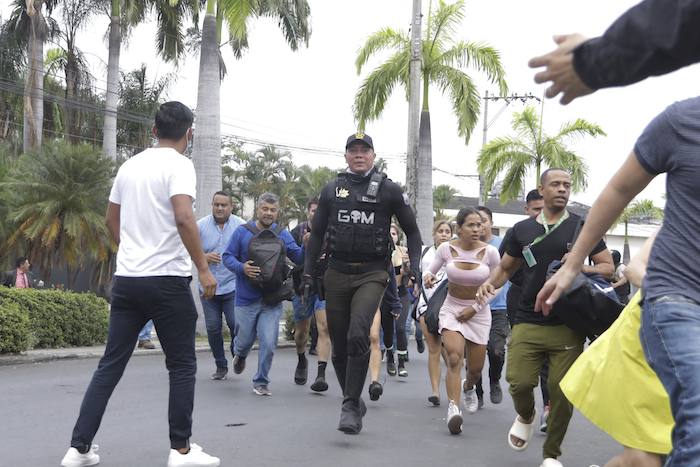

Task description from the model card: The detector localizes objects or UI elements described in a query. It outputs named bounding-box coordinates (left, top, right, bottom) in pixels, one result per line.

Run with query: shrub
left=0, top=297, right=29, bottom=353
left=0, top=287, right=109, bottom=351
left=283, top=305, right=295, bottom=341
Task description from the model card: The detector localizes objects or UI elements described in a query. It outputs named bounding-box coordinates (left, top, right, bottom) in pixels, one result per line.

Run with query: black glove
left=408, top=268, right=421, bottom=287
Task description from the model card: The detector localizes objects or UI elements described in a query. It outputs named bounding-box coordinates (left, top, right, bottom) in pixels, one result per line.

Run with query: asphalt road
left=1, top=346, right=619, bottom=467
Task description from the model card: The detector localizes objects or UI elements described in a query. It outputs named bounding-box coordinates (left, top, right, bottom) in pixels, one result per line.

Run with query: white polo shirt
left=109, top=147, right=196, bottom=277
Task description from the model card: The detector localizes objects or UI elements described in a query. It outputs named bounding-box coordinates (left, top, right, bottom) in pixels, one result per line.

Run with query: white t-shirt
left=109, top=147, right=196, bottom=277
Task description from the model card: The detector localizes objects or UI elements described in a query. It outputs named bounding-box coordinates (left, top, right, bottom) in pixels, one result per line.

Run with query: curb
left=0, top=341, right=299, bottom=367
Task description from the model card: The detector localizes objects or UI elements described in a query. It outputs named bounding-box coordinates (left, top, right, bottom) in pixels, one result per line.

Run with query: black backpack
left=243, top=224, right=288, bottom=290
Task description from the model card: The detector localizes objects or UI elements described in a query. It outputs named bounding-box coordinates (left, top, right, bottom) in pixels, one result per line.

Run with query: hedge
left=0, top=287, right=110, bottom=353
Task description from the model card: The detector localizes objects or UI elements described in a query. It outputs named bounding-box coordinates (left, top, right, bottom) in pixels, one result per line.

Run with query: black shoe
left=310, top=375, right=329, bottom=392
left=309, top=347, right=318, bottom=356
left=338, top=352, right=370, bottom=435
left=477, top=391, right=484, bottom=409
left=233, top=355, right=246, bottom=374
left=398, top=354, right=408, bottom=377
left=295, top=354, right=308, bottom=385
left=416, top=339, right=425, bottom=354
left=212, top=366, right=228, bottom=380
left=386, top=350, right=396, bottom=376
left=369, top=381, right=383, bottom=401
left=490, top=382, right=503, bottom=404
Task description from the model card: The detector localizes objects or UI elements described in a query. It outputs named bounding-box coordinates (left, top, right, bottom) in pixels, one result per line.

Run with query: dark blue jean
left=70, top=276, right=198, bottom=451
left=641, top=294, right=700, bottom=466
left=200, top=290, right=236, bottom=368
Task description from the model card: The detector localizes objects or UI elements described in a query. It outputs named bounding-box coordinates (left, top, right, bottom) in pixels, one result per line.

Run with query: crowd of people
left=52, top=1, right=700, bottom=465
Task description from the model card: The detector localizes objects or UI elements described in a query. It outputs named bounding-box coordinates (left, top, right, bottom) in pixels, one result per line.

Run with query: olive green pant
left=506, top=323, right=585, bottom=459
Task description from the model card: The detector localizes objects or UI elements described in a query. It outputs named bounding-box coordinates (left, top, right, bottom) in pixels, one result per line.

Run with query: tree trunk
left=103, top=14, right=120, bottom=160
left=193, top=13, right=223, bottom=220
left=416, top=109, right=433, bottom=244
left=23, top=1, right=44, bottom=152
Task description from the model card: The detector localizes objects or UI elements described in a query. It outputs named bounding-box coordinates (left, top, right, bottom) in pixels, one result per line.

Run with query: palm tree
left=0, top=140, right=116, bottom=289
left=353, top=0, right=508, bottom=240
left=7, top=0, right=59, bottom=152
left=477, top=106, right=605, bottom=205
left=117, top=64, right=175, bottom=158
left=101, top=0, right=147, bottom=161
left=611, top=199, right=664, bottom=263
left=192, top=0, right=311, bottom=220
left=433, top=184, right=459, bottom=220
left=0, top=18, right=25, bottom=150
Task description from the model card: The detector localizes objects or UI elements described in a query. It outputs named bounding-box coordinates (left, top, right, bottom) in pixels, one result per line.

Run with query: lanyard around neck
left=528, top=211, right=568, bottom=248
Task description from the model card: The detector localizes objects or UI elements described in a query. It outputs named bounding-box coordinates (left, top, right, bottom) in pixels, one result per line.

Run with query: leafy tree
left=117, top=64, right=175, bottom=159
left=477, top=106, right=605, bottom=205
left=353, top=0, right=508, bottom=238
left=0, top=18, right=26, bottom=150
left=433, top=184, right=459, bottom=220
left=0, top=140, right=116, bottom=289
left=191, top=0, right=311, bottom=220
left=611, top=199, right=664, bottom=263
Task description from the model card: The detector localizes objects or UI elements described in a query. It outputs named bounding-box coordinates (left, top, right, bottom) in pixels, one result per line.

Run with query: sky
left=6, top=0, right=700, bottom=209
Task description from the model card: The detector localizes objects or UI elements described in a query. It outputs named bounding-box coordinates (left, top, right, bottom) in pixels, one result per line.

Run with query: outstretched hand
left=535, top=262, right=580, bottom=315
left=529, top=34, right=595, bottom=105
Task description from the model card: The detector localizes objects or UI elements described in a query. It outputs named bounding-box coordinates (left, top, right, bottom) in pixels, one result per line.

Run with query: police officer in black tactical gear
left=301, top=133, right=422, bottom=434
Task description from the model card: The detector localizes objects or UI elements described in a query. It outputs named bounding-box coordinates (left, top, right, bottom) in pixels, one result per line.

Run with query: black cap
left=346, top=132, right=374, bottom=149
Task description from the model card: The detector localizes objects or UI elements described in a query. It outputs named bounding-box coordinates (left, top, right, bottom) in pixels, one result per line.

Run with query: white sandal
left=507, top=408, right=538, bottom=452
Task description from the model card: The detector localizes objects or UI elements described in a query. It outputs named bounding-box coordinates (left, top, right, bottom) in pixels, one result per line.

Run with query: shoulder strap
left=297, top=222, right=307, bottom=243
left=420, top=245, right=431, bottom=261
left=243, top=223, right=260, bottom=235
left=567, top=216, right=585, bottom=252
left=272, top=224, right=285, bottom=236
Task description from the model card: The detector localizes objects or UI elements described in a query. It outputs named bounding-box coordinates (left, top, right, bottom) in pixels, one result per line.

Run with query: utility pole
left=478, top=91, right=540, bottom=202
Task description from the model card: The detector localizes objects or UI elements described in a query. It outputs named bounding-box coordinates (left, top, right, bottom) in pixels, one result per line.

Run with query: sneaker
left=490, top=382, right=503, bottom=404
left=369, top=381, right=383, bottom=401
left=167, top=443, right=219, bottom=467
left=462, top=379, right=479, bottom=414
left=233, top=355, right=246, bottom=374
left=386, top=350, right=396, bottom=376
left=416, top=338, right=425, bottom=353
left=211, top=366, right=228, bottom=381
left=61, top=445, right=99, bottom=467
left=540, top=405, right=550, bottom=432
left=138, top=339, right=155, bottom=349
left=447, top=400, right=463, bottom=434
left=253, top=385, right=271, bottom=396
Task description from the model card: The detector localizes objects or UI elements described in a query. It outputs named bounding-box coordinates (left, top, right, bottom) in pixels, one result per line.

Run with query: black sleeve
left=303, top=184, right=332, bottom=276
left=387, top=182, right=422, bottom=269
left=573, top=0, right=700, bottom=89
left=499, top=228, right=513, bottom=258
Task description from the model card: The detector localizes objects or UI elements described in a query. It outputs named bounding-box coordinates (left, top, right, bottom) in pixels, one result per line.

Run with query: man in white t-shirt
left=61, top=102, right=220, bottom=467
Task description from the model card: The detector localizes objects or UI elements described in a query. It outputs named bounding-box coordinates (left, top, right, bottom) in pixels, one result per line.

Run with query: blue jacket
left=223, top=222, right=305, bottom=306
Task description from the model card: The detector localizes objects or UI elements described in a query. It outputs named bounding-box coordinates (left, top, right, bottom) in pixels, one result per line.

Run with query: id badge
left=522, top=246, right=537, bottom=267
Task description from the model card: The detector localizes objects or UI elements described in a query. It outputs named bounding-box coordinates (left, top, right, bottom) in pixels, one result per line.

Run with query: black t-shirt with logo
left=505, top=212, right=607, bottom=326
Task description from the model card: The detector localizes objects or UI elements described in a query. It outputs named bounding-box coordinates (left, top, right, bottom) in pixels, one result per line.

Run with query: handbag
left=424, top=279, right=449, bottom=335
left=546, top=218, right=624, bottom=340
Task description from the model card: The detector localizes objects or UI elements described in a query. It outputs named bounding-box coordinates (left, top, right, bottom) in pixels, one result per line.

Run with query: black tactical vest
left=327, top=170, right=393, bottom=263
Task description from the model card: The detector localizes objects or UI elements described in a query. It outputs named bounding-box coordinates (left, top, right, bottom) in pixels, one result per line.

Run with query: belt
left=329, top=257, right=385, bottom=275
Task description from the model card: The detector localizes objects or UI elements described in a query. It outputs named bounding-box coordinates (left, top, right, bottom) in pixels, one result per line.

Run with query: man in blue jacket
left=223, top=192, right=305, bottom=396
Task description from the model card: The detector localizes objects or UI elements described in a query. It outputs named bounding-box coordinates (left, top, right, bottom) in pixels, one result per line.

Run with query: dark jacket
left=2, top=269, right=35, bottom=288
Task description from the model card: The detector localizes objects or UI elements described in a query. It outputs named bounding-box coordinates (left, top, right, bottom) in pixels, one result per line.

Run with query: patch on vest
left=336, top=187, right=350, bottom=198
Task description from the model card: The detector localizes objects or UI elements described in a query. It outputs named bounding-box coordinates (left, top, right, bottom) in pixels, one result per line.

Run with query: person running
left=423, top=208, right=502, bottom=434
left=380, top=224, right=413, bottom=377
left=416, top=220, right=453, bottom=406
